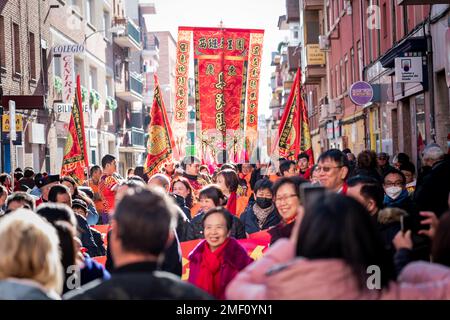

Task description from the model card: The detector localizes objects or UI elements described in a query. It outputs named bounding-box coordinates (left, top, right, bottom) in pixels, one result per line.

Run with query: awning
left=379, top=37, right=427, bottom=68
left=1, top=95, right=45, bottom=110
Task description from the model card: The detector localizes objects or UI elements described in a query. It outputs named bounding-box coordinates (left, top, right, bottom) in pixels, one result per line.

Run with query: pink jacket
left=225, top=239, right=450, bottom=300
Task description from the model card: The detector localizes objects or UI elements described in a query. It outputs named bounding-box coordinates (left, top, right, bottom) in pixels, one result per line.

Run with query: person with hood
left=188, top=207, right=253, bottom=299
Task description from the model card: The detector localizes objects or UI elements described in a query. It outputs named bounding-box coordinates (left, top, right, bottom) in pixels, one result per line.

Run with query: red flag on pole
left=144, top=75, right=176, bottom=177
left=277, top=68, right=314, bottom=165
left=61, top=75, right=89, bottom=185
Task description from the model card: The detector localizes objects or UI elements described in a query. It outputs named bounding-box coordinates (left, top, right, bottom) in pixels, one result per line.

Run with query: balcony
left=142, top=44, right=160, bottom=61
left=302, top=0, right=324, bottom=11
left=113, top=18, right=142, bottom=51
left=116, top=72, right=143, bottom=102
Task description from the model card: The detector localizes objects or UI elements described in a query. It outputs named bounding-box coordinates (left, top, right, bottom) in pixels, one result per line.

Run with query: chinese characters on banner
left=244, top=32, right=264, bottom=162
left=174, top=27, right=263, bottom=164
left=173, top=29, right=192, bottom=159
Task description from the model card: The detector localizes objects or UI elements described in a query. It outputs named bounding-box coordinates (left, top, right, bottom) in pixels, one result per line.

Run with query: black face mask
left=256, top=197, right=272, bottom=209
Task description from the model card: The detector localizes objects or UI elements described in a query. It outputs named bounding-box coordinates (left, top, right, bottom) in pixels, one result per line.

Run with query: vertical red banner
left=244, top=32, right=264, bottom=163
left=193, top=27, right=254, bottom=163
left=173, top=28, right=192, bottom=160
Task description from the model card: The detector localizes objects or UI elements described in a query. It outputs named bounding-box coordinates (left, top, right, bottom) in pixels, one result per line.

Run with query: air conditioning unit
left=319, top=35, right=330, bottom=51
left=320, top=104, right=329, bottom=121
left=329, top=99, right=343, bottom=115
left=104, top=110, right=114, bottom=125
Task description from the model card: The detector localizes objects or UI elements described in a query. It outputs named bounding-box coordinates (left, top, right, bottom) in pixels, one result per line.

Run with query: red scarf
left=195, top=238, right=230, bottom=299
left=226, top=192, right=237, bottom=215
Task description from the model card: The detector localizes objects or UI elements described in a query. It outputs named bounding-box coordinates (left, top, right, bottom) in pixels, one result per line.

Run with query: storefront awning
left=379, top=37, right=427, bottom=68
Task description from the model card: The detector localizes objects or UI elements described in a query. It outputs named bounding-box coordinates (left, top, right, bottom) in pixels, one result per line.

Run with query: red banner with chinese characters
left=173, top=28, right=192, bottom=160
left=193, top=27, right=262, bottom=163
left=144, top=75, right=176, bottom=176
left=277, top=68, right=314, bottom=164
left=244, top=32, right=264, bottom=163
left=180, top=237, right=270, bottom=281
left=61, top=75, right=89, bottom=185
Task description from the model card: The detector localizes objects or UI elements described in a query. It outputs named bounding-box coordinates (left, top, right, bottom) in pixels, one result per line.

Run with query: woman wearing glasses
left=269, top=176, right=307, bottom=245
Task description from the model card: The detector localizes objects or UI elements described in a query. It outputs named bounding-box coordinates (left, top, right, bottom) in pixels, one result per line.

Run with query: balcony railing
left=113, top=18, right=142, bottom=51
left=129, top=73, right=143, bottom=97
left=131, top=127, right=145, bottom=147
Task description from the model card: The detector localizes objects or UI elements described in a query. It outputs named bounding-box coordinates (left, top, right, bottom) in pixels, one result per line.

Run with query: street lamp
left=83, top=25, right=126, bottom=45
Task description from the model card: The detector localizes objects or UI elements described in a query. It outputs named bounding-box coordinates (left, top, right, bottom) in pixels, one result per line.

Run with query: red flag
left=277, top=68, right=314, bottom=165
left=61, top=75, right=89, bottom=185
left=144, top=75, right=176, bottom=176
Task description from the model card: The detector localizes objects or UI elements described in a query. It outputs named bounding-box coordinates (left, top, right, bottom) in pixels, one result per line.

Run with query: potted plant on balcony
left=81, top=86, right=88, bottom=104
left=89, top=89, right=101, bottom=110
left=54, top=76, right=63, bottom=97
left=106, top=96, right=118, bottom=111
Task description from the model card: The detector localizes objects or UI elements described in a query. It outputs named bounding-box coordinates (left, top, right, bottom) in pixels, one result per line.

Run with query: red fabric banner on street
left=244, top=32, right=264, bottom=163
left=192, top=27, right=263, bottom=163
left=173, top=28, right=192, bottom=160
left=180, top=237, right=269, bottom=281
left=144, top=75, right=176, bottom=177
left=277, top=68, right=314, bottom=164
left=61, top=75, right=89, bottom=185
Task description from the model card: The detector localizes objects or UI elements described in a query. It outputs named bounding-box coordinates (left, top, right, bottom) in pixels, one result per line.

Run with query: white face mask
left=385, top=186, right=403, bottom=200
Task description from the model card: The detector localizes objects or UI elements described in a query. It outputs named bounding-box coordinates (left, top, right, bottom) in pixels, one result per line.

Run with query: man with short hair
left=48, top=184, right=72, bottom=207
left=64, top=187, right=211, bottom=300
left=279, top=160, right=297, bottom=177
left=347, top=176, right=384, bottom=220
left=181, top=156, right=207, bottom=194
left=87, top=165, right=104, bottom=214
left=297, top=153, right=311, bottom=180
left=98, top=155, right=122, bottom=224
left=148, top=173, right=171, bottom=192
left=316, top=149, right=350, bottom=194
left=5, top=191, right=36, bottom=213
left=414, top=144, right=450, bottom=217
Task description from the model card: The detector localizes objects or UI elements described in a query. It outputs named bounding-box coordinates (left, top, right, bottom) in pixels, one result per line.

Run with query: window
left=344, top=54, right=348, bottom=93
left=89, top=67, right=97, bottom=90
left=0, top=16, right=5, bottom=69
left=53, top=55, right=61, bottom=77
left=105, top=77, right=112, bottom=97
left=85, top=0, right=94, bottom=25
left=13, top=22, right=21, bottom=74
left=103, top=11, right=110, bottom=39
left=74, top=59, right=82, bottom=82
left=357, top=41, right=363, bottom=80
left=340, top=59, right=345, bottom=95
left=383, top=3, right=387, bottom=39
left=350, top=47, right=355, bottom=85
left=335, top=65, right=339, bottom=95
left=29, top=32, right=36, bottom=80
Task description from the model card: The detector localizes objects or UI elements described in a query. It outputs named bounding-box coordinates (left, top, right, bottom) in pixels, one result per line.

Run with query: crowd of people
left=0, top=142, right=449, bottom=300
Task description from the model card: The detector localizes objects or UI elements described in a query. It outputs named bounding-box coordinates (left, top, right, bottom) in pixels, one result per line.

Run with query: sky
left=141, top=0, right=290, bottom=118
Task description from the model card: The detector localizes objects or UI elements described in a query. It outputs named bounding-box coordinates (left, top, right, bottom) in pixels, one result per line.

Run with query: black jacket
left=105, top=229, right=182, bottom=277
left=414, top=158, right=450, bottom=218
left=239, top=204, right=281, bottom=234
left=64, top=262, right=212, bottom=300
left=90, top=227, right=106, bottom=256
left=185, top=210, right=247, bottom=241
left=75, top=214, right=101, bottom=257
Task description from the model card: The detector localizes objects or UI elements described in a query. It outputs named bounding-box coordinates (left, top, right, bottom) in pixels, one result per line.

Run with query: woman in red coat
left=188, top=207, right=253, bottom=299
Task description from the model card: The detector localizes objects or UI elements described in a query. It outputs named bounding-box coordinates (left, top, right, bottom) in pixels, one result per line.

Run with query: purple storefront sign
left=349, top=81, right=373, bottom=106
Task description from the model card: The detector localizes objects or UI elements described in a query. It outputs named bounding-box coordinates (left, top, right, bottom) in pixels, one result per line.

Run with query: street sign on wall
left=349, top=81, right=373, bottom=106
left=395, top=56, right=423, bottom=83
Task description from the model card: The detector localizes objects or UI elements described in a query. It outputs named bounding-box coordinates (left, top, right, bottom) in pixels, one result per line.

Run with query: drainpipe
left=425, top=14, right=436, bottom=143
left=324, top=1, right=332, bottom=151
